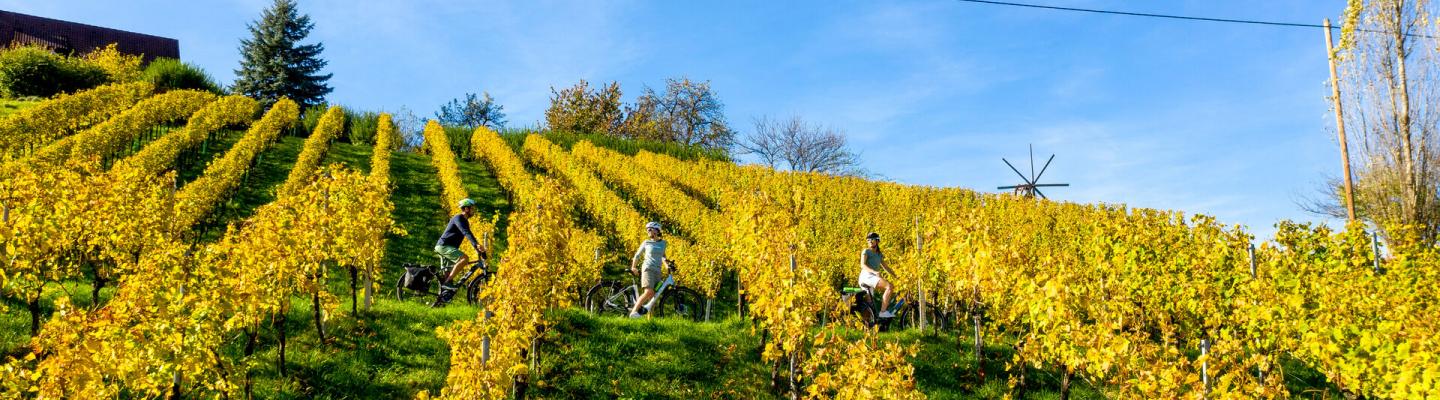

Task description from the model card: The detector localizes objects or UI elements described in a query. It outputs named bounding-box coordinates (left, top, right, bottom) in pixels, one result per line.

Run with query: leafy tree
left=545, top=80, right=624, bottom=135
left=618, top=93, right=665, bottom=141
left=436, top=92, right=507, bottom=129
left=646, top=77, right=734, bottom=150
left=1309, top=0, right=1440, bottom=247
left=231, top=0, right=332, bottom=108
left=547, top=77, right=734, bottom=152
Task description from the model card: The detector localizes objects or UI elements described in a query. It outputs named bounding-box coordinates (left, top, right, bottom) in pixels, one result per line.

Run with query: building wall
left=0, top=10, right=179, bottom=63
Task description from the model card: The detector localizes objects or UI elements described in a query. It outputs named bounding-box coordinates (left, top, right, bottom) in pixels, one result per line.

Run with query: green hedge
left=0, top=46, right=108, bottom=98
left=141, top=58, right=222, bottom=94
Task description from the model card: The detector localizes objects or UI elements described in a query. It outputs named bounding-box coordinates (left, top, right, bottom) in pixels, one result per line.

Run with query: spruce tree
left=232, top=0, right=332, bottom=108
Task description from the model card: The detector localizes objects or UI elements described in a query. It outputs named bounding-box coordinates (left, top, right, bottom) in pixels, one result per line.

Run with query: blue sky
left=6, top=0, right=1350, bottom=239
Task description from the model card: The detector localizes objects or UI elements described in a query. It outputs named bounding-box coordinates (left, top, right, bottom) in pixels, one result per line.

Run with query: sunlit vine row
left=111, top=95, right=258, bottom=177
left=520, top=135, right=694, bottom=279
left=569, top=142, right=726, bottom=297
left=422, top=120, right=492, bottom=262
left=437, top=179, right=586, bottom=399
left=0, top=81, right=153, bottom=161
left=279, top=105, right=345, bottom=195
left=5, top=89, right=215, bottom=174
left=173, top=98, right=299, bottom=229
left=1, top=164, right=395, bottom=398
left=467, top=128, right=603, bottom=289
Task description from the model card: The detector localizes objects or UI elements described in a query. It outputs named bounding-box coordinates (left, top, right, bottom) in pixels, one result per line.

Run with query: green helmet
left=458, top=198, right=478, bottom=209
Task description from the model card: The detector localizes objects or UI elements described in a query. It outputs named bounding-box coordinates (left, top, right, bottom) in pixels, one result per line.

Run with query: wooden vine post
left=1324, top=18, right=1357, bottom=223
left=915, top=215, right=926, bottom=330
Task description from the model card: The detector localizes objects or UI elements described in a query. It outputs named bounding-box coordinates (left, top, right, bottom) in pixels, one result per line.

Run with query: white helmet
left=645, top=221, right=662, bottom=231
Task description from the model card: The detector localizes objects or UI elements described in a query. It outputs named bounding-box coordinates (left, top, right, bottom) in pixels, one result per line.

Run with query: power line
left=955, top=0, right=1437, bottom=38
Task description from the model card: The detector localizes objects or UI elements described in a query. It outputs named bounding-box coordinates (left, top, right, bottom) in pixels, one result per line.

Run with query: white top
left=632, top=239, right=667, bottom=272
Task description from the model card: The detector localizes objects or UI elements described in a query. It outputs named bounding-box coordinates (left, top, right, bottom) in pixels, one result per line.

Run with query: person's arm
left=631, top=243, right=645, bottom=275
left=860, top=250, right=877, bottom=275
left=880, top=258, right=897, bottom=276
left=458, top=216, right=485, bottom=258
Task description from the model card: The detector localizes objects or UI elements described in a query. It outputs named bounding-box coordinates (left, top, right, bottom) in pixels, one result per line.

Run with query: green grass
left=191, top=134, right=305, bottom=242
left=0, top=99, right=39, bottom=118
left=531, top=309, right=770, bottom=399
left=237, top=287, right=480, bottom=399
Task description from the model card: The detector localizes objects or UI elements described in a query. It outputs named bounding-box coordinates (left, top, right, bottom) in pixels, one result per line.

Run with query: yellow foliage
left=82, top=43, right=144, bottom=83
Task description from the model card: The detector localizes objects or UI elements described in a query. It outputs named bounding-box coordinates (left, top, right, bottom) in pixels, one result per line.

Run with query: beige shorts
left=640, top=268, right=662, bottom=290
left=859, top=270, right=883, bottom=288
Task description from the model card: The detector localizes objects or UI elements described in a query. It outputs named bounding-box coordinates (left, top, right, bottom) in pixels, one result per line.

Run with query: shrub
left=443, top=124, right=474, bottom=159
left=0, top=45, right=108, bottom=98
left=343, top=109, right=381, bottom=145
left=299, top=103, right=328, bottom=136
left=141, top=58, right=222, bottom=94
left=83, top=44, right=143, bottom=83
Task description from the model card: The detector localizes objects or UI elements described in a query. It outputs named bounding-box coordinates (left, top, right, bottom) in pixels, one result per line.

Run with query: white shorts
left=858, top=271, right=882, bottom=288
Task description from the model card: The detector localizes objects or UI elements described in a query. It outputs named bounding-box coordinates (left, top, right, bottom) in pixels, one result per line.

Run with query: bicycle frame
left=450, top=257, right=488, bottom=287
left=634, top=273, right=675, bottom=310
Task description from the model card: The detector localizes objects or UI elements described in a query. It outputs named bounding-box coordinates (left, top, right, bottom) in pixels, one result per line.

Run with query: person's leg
left=444, top=254, right=470, bottom=285
left=878, top=278, right=893, bottom=314
left=632, top=288, right=656, bottom=315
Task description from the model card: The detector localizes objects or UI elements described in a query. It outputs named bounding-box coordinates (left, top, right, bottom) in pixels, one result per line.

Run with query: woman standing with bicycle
left=629, top=221, right=668, bottom=318
left=859, top=232, right=898, bottom=318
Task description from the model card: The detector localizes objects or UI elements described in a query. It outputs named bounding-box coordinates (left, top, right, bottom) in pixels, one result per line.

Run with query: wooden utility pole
left=1325, top=18, right=1357, bottom=223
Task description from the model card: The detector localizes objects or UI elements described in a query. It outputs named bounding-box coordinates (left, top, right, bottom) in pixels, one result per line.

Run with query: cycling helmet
left=645, top=221, right=663, bottom=231
left=458, top=198, right=478, bottom=209
left=865, top=232, right=881, bottom=240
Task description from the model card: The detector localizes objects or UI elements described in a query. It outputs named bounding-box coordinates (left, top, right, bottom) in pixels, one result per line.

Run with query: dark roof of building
left=0, top=10, right=179, bottom=63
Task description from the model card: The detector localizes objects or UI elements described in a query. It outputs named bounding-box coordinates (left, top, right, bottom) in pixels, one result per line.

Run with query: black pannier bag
left=401, top=264, right=436, bottom=291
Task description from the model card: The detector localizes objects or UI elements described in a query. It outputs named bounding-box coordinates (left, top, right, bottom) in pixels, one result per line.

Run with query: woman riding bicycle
left=859, top=232, right=898, bottom=318
left=436, top=198, right=488, bottom=293
left=629, top=221, right=668, bottom=318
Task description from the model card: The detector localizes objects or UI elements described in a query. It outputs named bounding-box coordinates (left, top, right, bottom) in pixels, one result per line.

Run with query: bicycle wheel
left=585, top=281, right=635, bottom=317
left=889, top=301, right=920, bottom=331
left=469, top=273, right=486, bottom=305
left=657, top=287, right=704, bottom=322
left=395, top=273, right=408, bottom=302
left=464, top=268, right=488, bottom=305
left=845, top=292, right=877, bottom=328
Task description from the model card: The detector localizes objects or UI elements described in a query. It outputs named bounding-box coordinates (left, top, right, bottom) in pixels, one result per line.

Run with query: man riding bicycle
left=436, top=198, right=488, bottom=294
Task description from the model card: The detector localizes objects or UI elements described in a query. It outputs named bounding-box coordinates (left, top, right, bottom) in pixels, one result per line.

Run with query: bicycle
left=585, top=260, right=704, bottom=322
left=839, top=283, right=916, bottom=332
left=395, top=253, right=490, bottom=307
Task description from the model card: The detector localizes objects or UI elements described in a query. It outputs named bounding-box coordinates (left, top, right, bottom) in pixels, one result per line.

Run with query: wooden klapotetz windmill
left=998, top=144, right=1069, bottom=199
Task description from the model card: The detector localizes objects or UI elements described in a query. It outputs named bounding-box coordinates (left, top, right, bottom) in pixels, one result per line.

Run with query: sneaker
left=628, top=312, right=642, bottom=318
left=878, top=311, right=895, bottom=318
left=637, top=306, right=649, bottom=315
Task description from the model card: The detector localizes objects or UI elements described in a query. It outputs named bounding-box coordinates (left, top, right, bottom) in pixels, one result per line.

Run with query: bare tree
left=738, top=115, right=864, bottom=175
left=1312, top=0, right=1440, bottom=247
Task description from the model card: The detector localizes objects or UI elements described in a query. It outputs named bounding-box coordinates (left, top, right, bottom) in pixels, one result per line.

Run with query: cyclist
left=629, top=221, right=668, bottom=318
left=859, top=232, right=898, bottom=318
left=436, top=198, right=488, bottom=294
